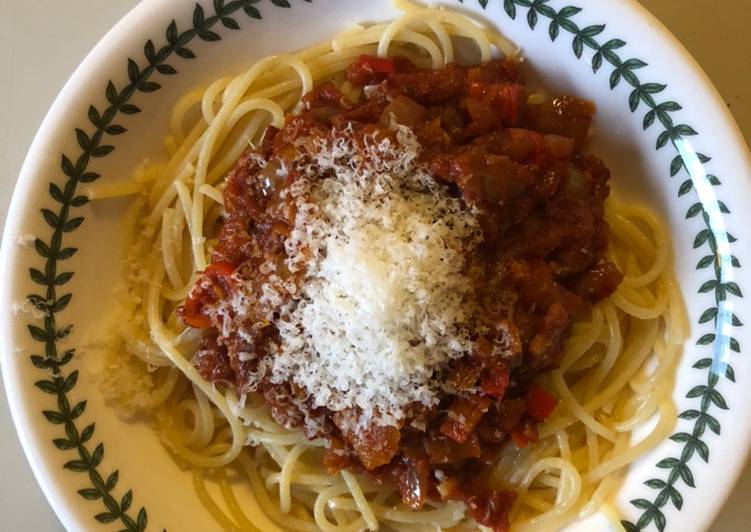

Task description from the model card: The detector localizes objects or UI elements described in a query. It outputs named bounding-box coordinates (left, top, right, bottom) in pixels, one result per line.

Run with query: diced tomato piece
left=524, top=95, right=595, bottom=147
left=346, top=55, right=396, bottom=86
left=464, top=490, right=515, bottom=532
left=335, top=416, right=401, bottom=470
left=510, top=421, right=539, bottom=448
left=440, top=395, right=492, bottom=444
left=525, top=383, right=559, bottom=421
left=206, top=261, right=236, bottom=277
left=302, top=81, right=346, bottom=110
left=479, top=364, right=510, bottom=399
left=510, top=427, right=528, bottom=448
left=323, top=437, right=357, bottom=474
left=180, top=262, right=236, bottom=328
left=181, top=299, right=211, bottom=329
left=362, top=55, right=395, bottom=73
left=468, top=83, right=524, bottom=125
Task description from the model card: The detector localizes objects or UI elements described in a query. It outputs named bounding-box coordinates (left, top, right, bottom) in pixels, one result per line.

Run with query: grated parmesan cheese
left=265, top=123, right=483, bottom=430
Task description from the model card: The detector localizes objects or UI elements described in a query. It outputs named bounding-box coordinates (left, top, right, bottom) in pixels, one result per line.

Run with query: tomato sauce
left=180, top=55, right=622, bottom=531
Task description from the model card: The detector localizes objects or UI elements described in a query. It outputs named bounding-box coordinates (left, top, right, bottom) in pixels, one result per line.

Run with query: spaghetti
left=94, top=2, right=686, bottom=531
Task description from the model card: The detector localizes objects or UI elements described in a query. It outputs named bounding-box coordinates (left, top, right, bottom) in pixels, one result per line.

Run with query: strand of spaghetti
left=330, top=24, right=442, bottom=67
left=510, top=458, right=582, bottom=530
left=137, top=367, right=180, bottom=410
left=567, top=348, right=605, bottom=373
left=631, top=338, right=681, bottom=398
left=552, top=369, right=615, bottom=441
left=542, top=317, right=660, bottom=437
left=195, top=437, right=232, bottom=456
left=194, top=385, right=217, bottom=448
left=247, top=431, right=326, bottom=446
left=249, top=55, right=371, bottom=102
left=535, top=473, right=563, bottom=488
left=171, top=196, right=186, bottom=275
left=226, top=98, right=287, bottom=132
left=160, top=208, right=183, bottom=288
left=390, top=1, right=496, bottom=60
left=331, top=23, right=386, bottom=52
left=439, top=18, right=496, bottom=59
left=238, top=452, right=320, bottom=532
left=239, top=410, right=288, bottom=434
left=585, top=401, right=676, bottom=483
left=560, top=306, right=603, bottom=372
left=265, top=472, right=334, bottom=488
left=585, top=427, right=599, bottom=471
left=616, top=212, right=667, bottom=288
left=313, top=484, right=367, bottom=532
left=146, top=163, right=195, bottom=232
left=172, top=399, right=203, bottom=446
left=199, top=183, right=225, bottom=205
left=424, top=17, right=454, bottom=63
left=294, top=38, right=335, bottom=62
left=379, top=23, right=444, bottom=67
left=161, top=281, right=193, bottom=303
left=278, top=444, right=308, bottom=514
left=623, top=354, right=677, bottom=429
left=173, top=179, right=195, bottom=234
left=627, top=339, right=664, bottom=394
left=606, top=202, right=655, bottom=257
left=584, top=301, right=621, bottom=399
left=340, top=471, right=379, bottom=531
left=556, top=430, right=571, bottom=462
left=224, top=60, right=310, bottom=110
left=265, top=443, right=294, bottom=469
left=202, top=76, right=234, bottom=124
left=611, top=279, right=669, bottom=319
left=233, top=404, right=289, bottom=433
left=508, top=440, right=559, bottom=486
left=613, top=383, right=668, bottom=433
left=579, top=473, right=622, bottom=520
left=148, top=118, right=206, bottom=205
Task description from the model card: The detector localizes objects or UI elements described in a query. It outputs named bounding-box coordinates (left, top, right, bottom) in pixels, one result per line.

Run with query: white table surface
left=1, top=1, right=749, bottom=531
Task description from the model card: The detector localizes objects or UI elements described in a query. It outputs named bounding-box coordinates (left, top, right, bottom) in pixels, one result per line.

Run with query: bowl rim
left=2, top=1, right=750, bottom=531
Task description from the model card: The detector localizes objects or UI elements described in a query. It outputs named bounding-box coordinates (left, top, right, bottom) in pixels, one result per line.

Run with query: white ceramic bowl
left=2, top=1, right=750, bottom=531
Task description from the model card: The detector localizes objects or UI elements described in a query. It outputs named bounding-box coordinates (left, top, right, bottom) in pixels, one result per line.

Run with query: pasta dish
left=93, top=2, right=686, bottom=531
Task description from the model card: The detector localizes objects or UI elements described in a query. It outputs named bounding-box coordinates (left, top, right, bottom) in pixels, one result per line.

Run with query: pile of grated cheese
left=265, top=123, right=483, bottom=429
